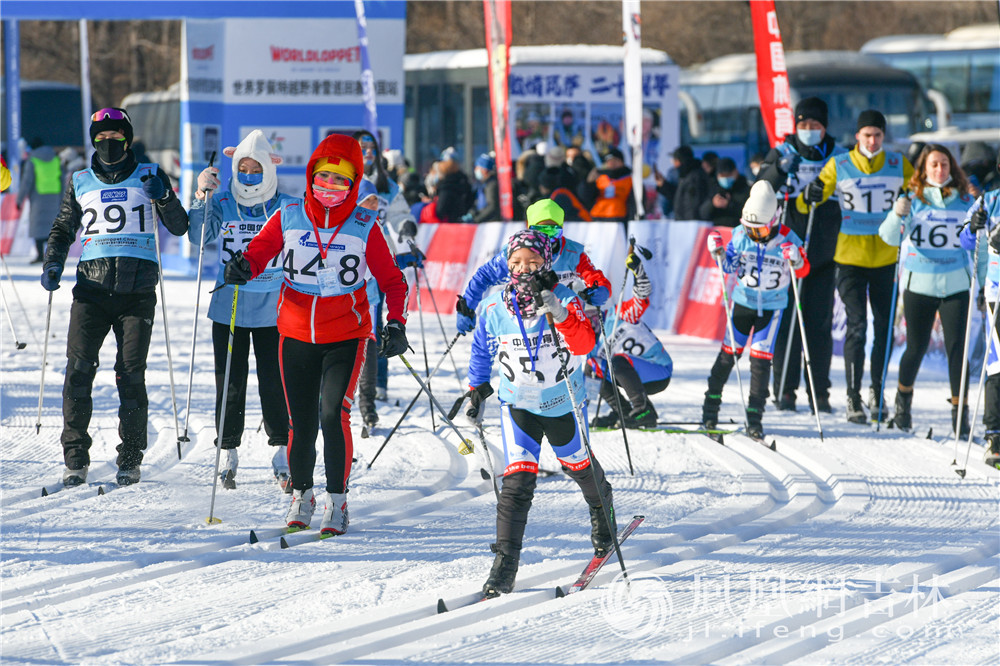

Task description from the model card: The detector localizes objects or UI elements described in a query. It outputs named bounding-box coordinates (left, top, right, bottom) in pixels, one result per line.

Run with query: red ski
left=555, top=514, right=645, bottom=597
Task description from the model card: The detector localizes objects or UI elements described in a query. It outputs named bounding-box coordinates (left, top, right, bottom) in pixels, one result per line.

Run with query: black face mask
left=95, top=138, right=127, bottom=165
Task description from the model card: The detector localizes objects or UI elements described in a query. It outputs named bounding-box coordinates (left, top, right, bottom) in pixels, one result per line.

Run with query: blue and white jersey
left=188, top=191, right=297, bottom=328
left=76, top=163, right=158, bottom=263
left=722, top=225, right=803, bottom=313
left=597, top=316, right=673, bottom=371
left=276, top=200, right=375, bottom=298
left=904, top=192, right=976, bottom=275
left=467, top=284, right=586, bottom=417
left=775, top=141, right=847, bottom=199
left=834, top=151, right=905, bottom=236
left=961, top=190, right=1000, bottom=302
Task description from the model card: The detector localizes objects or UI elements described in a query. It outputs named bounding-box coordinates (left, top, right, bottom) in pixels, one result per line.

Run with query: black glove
left=778, top=153, right=801, bottom=175
left=141, top=173, right=167, bottom=201
left=223, top=251, right=253, bottom=285
left=447, top=382, right=494, bottom=420
left=397, top=220, right=417, bottom=243
left=40, top=260, right=63, bottom=292
left=803, top=178, right=825, bottom=204
left=969, top=207, right=988, bottom=233
left=528, top=269, right=560, bottom=309
left=378, top=319, right=408, bottom=358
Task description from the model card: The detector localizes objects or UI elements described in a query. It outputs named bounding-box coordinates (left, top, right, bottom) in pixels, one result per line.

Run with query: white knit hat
left=741, top=180, right=778, bottom=231
left=224, top=129, right=282, bottom=207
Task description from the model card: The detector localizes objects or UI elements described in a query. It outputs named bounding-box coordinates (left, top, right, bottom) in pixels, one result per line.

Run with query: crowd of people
left=8, top=96, right=998, bottom=600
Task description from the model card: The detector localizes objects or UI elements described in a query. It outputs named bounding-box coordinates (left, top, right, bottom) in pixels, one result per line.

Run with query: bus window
left=969, top=52, right=1000, bottom=114
left=930, top=53, right=971, bottom=114
left=471, top=86, right=491, bottom=161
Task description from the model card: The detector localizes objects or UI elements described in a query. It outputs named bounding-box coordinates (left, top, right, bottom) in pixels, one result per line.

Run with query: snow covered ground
left=1, top=254, right=998, bottom=665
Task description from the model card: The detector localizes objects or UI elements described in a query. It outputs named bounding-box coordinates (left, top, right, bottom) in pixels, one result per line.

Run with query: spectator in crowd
left=748, top=153, right=766, bottom=179
left=566, top=146, right=593, bottom=188
left=539, top=168, right=591, bottom=222
left=383, top=148, right=409, bottom=184
left=544, top=144, right=578, bottom=192
left=435, top=147, right=476, bottom=223
left=584, top=147, right=634, bottom=222
left=660, top=145, right=709, bottom=220
left=701, top=150, right=719, bottom=179
left=962, top=141, right=999, bottom=194
left=698, top=156, right=750, bottom=228
left=515, top=149, right=545, bottom=213
left=18, top=137, right=63, bottom=262
left=554, top=107, right=585, bottom=148
left=471, top=153, right=500, bottom=223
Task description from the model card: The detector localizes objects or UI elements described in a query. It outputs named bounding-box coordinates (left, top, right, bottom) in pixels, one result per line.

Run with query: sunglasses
left=529, top=223, right=562, bottom=238
left=91, top=108, right=130, bottom=122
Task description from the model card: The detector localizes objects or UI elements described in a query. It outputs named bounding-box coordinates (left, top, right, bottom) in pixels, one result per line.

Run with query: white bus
left=120, top=82, right=182, bottom=180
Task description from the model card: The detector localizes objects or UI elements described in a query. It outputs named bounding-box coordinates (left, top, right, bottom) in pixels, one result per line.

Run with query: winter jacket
left=435, top=170, right=475, bottom=223
left=550, top=187, right=592, bottom=222
left=959, top=190, right=999, bottom=303
left=18, top=146, right=64, bottom=240
left=757, top=134, right=846, bottom=267
left=697, top=174, right=751, bottom=228
left=880, top=187, right=984, bottom=298
left=472, top=175, right=500, bottom=223
left=798, top=147, right=914, bottom=268
left=664, top=158, right=710, bottom=221
left=45, top=151, right=188, bottom=294
left=585, top=165, right=634, bottom=222
left=240, top=133, right=408, bottom=345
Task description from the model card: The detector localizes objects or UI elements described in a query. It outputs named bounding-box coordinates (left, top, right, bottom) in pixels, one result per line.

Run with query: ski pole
left=207, top=285, right=238, bottom=524
left=956, top=275, right=1000, bottom=478
left=787, top=254, right=824, bottom=440
left=396, top=351, right=475, bottom=457
left=877, top=192, right=909, bottom=430
left=541, top=308, right=630, bottom=585
left=0, top=284, right=27, bottom=349
left=143, top=172, right=181, bottom=442
left=776, top=201, right=816, bottom=403
left=35, top=292, right=53, bottom=434
left=951, top=200, right=985, bottom=462
left=597, top=307, right=634, bottom=475
left=413, top=257, right=465, bottom=388
left=179, top=151, right=216, bottom=459
left=411, top=266, right=436, bottom=431
left=595, top=234, right=634, bottom=425
left=0, top=253, right=39, bottom=345
left=368, top=331, right=463, bottom=468
left=715, top=255, right=749, bottom=432
left=474, top=408, right=501, bottom=501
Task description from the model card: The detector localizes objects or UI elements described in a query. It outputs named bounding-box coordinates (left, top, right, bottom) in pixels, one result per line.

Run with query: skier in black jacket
left=756, top=97, right=846, bottom=413
left=42, top=108, right=189, bottom=487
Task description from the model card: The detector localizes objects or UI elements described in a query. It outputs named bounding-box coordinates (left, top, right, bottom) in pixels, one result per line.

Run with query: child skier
left=587, top=246, right=673, bottom=429
left=702, top=180, right=810, bottom=439
left=459, top=228, right=614, bottom=598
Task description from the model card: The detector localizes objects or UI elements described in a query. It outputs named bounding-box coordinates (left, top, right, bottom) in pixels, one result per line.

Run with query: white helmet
left=741, top=180, right=778, bottom=242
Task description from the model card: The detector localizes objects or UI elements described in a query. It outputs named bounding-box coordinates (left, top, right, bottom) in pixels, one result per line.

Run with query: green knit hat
left=526, top=199, right=565, bottom=227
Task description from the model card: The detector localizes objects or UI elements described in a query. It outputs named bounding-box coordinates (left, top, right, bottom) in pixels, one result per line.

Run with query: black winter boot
left=890, top=391, right=913, bottom=431
left=624, top=399, right=657, bottom=429
left=589, top=497, right=617, bottom=557
left=951, top=403, right=971, bottom=439
left=702, top=393, right=722, bottom=430
left=483, top=543, right=520, bottom=598
left=869, top=386, right=887, bottom=423
left=591, top=410, right=621, bottom=429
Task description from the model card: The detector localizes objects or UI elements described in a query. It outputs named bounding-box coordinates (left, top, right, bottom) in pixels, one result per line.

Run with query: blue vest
left=215, top=194, right=287, bottom=294
left=724, top=225, right=804, bottom=312
left=775, top=141, right=847, bottom=199
left=600, top=316, right=672, bottom=369
left=477, top=284, right=586, bottom=417
left=277, top=201, right=375, bottom=298
left=76, top=163, right=158, bottom=263
left=904, top=192, right=976, bottom=275
left=974, top=190, right=1000, bottom=301
left=834, top=152, right=905, bottom=236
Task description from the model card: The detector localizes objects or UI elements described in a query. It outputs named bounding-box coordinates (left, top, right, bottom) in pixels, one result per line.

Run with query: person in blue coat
left=702, top=181, right=810, bottom=439
left=879, top=144, right=985, bottom=436
left=959, top=151, right=1000, bottom=467
left=188, top=130, right=296, bottom=491
left=452, top=228, right=612, bottom=599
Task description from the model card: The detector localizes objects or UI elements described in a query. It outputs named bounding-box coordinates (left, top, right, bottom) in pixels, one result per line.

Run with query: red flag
left=750, top=0, right=794, bottom=148
left=673, top=227, right=734, bottom=341
left=484, top=0, right=513, bottom=221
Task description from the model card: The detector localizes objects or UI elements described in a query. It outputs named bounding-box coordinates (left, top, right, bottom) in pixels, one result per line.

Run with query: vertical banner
left=622, top=0, right=644, bottom=219
left=484, top=0, right=513, bottom=221
left=354, top=0, right=378, bottom=137
left=4, top=19, right=21, bottom=193
left=749, top=0, right=794, bottom=147
left=79, top=19, right=93, bottom=162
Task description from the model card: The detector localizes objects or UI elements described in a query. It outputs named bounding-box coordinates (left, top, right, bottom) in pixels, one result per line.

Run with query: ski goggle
left=743, top=222, right=771, bottom=243
left=91, top=108, right=130, bottom=122
left=528, top=223, right=562, bottom=239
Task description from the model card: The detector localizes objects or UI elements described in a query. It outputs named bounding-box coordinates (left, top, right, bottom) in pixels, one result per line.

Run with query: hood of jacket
left=304, top=133, right=363, bottom=228
left=226, top=129, right=281, bottom=207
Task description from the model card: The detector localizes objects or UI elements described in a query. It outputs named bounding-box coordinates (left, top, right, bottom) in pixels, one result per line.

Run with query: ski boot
left=320, top=492, right=349, bottom=537
left=746, top=406, right=765, bottom=441
left=951, top=402, right=971, bottom=439
left=589, top=499, right=617, bottom=557
left=116, top=466, right=141, bottom=486
left=845, top=390, right=866, bottom=424
left=890, top=390, right=913, bottom=431
left=776, top=393, right=796, bottom=411
left=809, top=392, right=832, bottom=414
left=869, top=387, right=888, bottom=423
left=285, top=488, right=316, bottom=531
left=984, top=432, right=1000, bottom=469
left=591, top=410, right=621, bottom=429
left=623, top=400, right=657, bottom=429
left=272, top=446, right=292, bottom=493
left=220, top=448, right=238, bottom=490
left=482, top=543, right=520, bottom=598
left=362, top=409, right=378, bottom=429
left=702, top=393, right=722, bottom=430
left=63, top=465, right=89, bottom=488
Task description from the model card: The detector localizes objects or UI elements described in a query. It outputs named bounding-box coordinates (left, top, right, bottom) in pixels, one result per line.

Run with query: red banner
left=415, top=224, right=480, bottom=313
left=673, top=227, right=734, bottom=341
left=484, top=0, right=513, bottom=221
left=0, top=195, right=20, bottom=255
left=750, top=0, right=794, bottom=148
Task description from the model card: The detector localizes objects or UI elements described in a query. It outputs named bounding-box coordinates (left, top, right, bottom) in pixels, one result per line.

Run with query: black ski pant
left=897, top=289, right=970, bottom=398
left=211, top=322, right=288, bottom=449
left=772, top=260, right=836, bottom=400
left=280, top=336, right=365, bottom=495
left=496, top=408, right=611, bottom=553
left=61, top=286, right=155, bottom=471
left=592, top=355, right=670, bottom=411
left=985, top=375, right=999, bottom=432
left=357, top=338, right=378, bottom=418
left=836, top=262, right=896, bottom=396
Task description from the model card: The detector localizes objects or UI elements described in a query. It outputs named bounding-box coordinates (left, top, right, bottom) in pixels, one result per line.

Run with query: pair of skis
left=437, top=515, right=645, bottom=613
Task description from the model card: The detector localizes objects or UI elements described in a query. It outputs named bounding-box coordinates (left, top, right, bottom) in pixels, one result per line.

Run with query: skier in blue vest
left=188, top=130, right=296, bottom=491
left=42, top=108, right=189, bottom=487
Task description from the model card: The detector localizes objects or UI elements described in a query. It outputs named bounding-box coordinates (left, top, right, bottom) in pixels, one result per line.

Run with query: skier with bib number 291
left=221, top=133, right=408, bottom=538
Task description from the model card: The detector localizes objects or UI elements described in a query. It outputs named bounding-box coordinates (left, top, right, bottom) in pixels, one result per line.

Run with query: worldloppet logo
left=599, top=571, right=673, bottom=639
